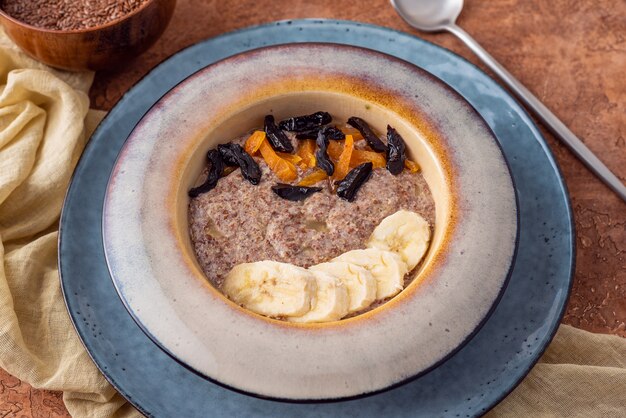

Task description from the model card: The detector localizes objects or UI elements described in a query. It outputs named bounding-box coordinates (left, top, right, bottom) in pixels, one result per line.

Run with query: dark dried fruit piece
left=271, top=183, right=323, bottom=201
left=326, top=126, right=347, bottom=141
left=279, top=111, right=332, bottom=132
left=386, top=125, right=407, bottom=175
left=295, top=131, right=316, bottom=140
left=295, top=126, right=345, bottom=141
left=188, top=149, right=224, bottom=197
left=347, top=117, right=387, bottom=152
left=264, top=115, right=294, bottom=153
left=218, top=143, right=242, bottom=166
left=217, top=143, right=262, bottom=185
left=336, top=162, right=373, bottom=202
left=315, top=127, right=335, bottom=176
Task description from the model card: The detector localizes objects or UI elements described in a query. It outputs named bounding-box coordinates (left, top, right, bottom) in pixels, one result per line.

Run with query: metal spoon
left=392, top=0, right=626, bottom=202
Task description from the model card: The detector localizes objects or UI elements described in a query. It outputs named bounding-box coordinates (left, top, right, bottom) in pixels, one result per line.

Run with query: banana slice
left=367, top=210, right=431, bottom=271
left=334, top=249, right=408, bottom=300
left=309, top=262, right=377, bottom=313
left=222, top=261, right=317, bottom=318
left=288, top=271, right=349, bottom=323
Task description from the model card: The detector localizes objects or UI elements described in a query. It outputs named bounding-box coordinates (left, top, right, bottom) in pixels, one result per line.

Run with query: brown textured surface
left=1, top=0, right=624, bottom=415
left=0, top=372, right=67, bottom=417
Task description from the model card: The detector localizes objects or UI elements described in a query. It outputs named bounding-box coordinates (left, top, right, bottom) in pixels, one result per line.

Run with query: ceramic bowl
left=0, top=0, right=176, bottom=71
left=102, top=43, right=518, bottom=400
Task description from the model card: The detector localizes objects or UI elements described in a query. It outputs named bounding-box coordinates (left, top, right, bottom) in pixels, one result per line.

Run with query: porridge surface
left=188, top=134, right=436, bottom=288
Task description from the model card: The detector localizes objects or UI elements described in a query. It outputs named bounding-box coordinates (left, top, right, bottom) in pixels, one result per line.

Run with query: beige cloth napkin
left=489, top=325, right=626, bottom=417
left=0, top=26, right=625, bottom=418
left=0, top=27, right=140, bottom=418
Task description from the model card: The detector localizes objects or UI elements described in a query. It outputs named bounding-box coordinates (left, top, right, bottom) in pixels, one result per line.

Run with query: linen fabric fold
left=488, top=325, right=626, bottom=417
left=0, top=27, right=140, bottom=418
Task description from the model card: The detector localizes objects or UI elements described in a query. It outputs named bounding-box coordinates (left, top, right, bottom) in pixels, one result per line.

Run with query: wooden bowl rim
left=0, top=0, right=159, bottom=34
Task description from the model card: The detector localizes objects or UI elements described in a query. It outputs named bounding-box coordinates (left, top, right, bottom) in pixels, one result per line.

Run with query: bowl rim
left=0, top=0, right=157, bottom=34
left=101, top=42, right=520, bottom=401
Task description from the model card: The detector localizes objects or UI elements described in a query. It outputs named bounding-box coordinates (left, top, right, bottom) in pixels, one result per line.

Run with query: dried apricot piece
left=350, top=149, right=387, bottom=169
left=341, top=126, right=364, bottom=141
left=296, top=139, right=317, bottom=168
left=298, top=168, right=328, bottom=186
left=327, top=140, right=343, bottom=161
left=259, top=139, right=298, bottom=182
left=277, top=152, right=303, bottom=166
left=333, top=134, right=354, bottom=181
left=244, top=130, right=266, bottom=155
left=404, top=159, right=420, bottom=173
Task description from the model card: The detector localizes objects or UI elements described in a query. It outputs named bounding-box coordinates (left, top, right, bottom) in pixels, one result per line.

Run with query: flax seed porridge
left=188, top=112, right=436, bottom=322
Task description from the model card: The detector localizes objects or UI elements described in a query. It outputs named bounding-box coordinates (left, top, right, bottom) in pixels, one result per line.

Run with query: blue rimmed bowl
left=102, top=43, right=518, bottom=401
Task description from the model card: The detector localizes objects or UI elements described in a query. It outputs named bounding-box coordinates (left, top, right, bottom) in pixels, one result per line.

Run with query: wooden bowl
left=0, top=0, right=176, bottom=71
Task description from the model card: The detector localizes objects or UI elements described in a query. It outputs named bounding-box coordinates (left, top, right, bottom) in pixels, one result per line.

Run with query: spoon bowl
left=391, top=0, right=462, bottom=31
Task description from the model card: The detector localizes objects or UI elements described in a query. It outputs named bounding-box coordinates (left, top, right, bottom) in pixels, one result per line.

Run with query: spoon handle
left=446, top=23, right=626, bottom=202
